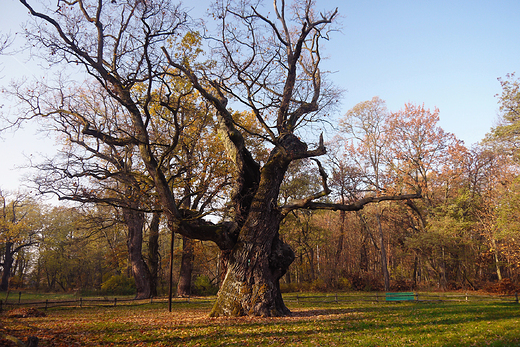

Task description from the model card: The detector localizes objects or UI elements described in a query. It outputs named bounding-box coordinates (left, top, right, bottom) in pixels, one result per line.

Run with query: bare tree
left=338, top=97, right=392, bottom=290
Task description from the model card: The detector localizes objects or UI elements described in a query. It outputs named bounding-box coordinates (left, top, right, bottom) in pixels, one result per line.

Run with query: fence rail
left=285, top=292, right=520, bottom=304
left=1, top=291, right=518, bottom=312
left=0, top=295, right=197, bottom=312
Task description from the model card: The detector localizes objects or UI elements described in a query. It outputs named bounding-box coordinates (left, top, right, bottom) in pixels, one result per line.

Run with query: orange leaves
left=384, top=102, right=466, bottom=200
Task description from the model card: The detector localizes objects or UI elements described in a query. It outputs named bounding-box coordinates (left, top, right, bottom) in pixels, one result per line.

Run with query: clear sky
left=1, top=0, right=519, bottom=191
left=323, top=0, right=520, bottom=146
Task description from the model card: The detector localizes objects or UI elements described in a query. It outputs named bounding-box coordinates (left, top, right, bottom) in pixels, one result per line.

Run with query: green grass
left=2, top=291, right=79, bottom=302
left=2, top=290, right=139, bottom=303
left=2, top=293, right=520, bottom=346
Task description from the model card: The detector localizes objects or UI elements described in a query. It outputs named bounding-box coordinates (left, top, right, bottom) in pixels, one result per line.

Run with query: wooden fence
left=0, top=295, right=196, bottom=312
left=1, top=291, right=518, bottom=312
left=285, top=292, right=520, bottom=304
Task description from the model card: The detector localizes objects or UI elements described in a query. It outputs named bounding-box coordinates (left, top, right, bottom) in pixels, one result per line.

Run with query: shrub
left=280, top=282, right=300, bottom=293
left=191, top=275, right=218, bottom=296
left=100, top=275, right=135, bottom=295
left=336, top=277, right=352, bottom=291
left=310, top=278, right=329, bottom=292
left=485, top=278, right=519, bottom=294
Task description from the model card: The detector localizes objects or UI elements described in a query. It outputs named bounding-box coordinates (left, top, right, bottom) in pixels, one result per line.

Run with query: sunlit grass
left=2, top=293, right=520, bottom=346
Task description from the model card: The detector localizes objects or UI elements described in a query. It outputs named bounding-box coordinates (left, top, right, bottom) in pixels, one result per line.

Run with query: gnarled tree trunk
left=210, top=230, right=294, bottom=317
left=210, top=147, right=295, bottom=317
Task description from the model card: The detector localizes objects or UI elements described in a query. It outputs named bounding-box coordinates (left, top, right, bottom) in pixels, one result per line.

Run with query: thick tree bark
left=210, top=227, right=294, bottom=317
left=210, top=146, right=296, bottom=317
left=123, top=208, right=152, bottom=299
left=177, top=236, right=195, bottom=297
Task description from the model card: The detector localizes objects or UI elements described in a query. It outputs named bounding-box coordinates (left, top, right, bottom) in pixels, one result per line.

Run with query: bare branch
left=281, top=193, right=422, bottom=215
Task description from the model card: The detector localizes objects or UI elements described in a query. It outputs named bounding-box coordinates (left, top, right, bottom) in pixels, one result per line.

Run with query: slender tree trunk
left=412, top=254, right=419, bottom=287
left=168, top=228, right=175, bottom=312
left=492, top=239, right=502, bottom=281
left=177, top=236, right=195, bottom=297
left=335, top=210, right=346, bottom=265
left=360, top=240, right=368, bottom=273
left=123, top=208, right=152, bottom=299
left=0, top=242, right=13, bottom=291
left=148, top=212, right=161, bottom=297
left=440, top=247, right=447, bottom=289
left=308, top=245, right=315, bottom=281
left=285, top=269, right=292, bottom=284
left=376, top=208, right=390, bottom=291
left=177, top=183, right=195, bottom=297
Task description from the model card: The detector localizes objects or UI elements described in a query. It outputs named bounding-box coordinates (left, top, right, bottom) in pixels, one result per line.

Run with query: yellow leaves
left=166, top=31, right=204, bottom=67
left=0, top=195, right=37, bottom=244
left=0, top=219, right=29, bottom=243
left=180, top=31, right=202, bottom=51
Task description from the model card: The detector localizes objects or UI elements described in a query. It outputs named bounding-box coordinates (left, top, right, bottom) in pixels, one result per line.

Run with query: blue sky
left=323, top=0, right=520, bottom=144
left=1, top=0, right=520, bottom=190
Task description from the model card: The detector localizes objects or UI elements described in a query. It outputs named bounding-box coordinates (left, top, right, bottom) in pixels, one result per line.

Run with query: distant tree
left=387, top=103, right=465, bottom=288
left=386, top=103, right=466, bottom=205
left=487, top=73, right=520, bottom=160
left=0, top=191, right=39, bottom=291
left=338, top=96, right=393, bottom=290
left=468, top=146, right=520, bottom=282
left=35, top=206, right=107, bottom=291
left=16, top=83, right=157, bottom=299
left=326, top=141, right=367, bottom=282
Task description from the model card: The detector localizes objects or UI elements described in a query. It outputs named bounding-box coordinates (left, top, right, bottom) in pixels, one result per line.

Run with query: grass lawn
left=1, top=293, right=519, bottom=346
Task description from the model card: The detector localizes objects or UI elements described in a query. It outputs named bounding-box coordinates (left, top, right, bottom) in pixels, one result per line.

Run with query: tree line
left=3, top=86, right=519, bottom=299
left=0, top=0, right=519, bottom=317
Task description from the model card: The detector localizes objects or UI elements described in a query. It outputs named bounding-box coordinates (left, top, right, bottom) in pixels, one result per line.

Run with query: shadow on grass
left=121, top=303, right=520, bottom=346
left=4, top=301, right=520, bottom=346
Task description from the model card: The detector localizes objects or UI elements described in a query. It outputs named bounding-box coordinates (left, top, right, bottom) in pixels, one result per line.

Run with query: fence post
left=45, top=299, right=48, bottom=311
left=515, top=293, right=518, bottom=304
left=80, top=297, right=83, bottom=308
left=18, top=292, right=22, bottom=304
left=335, top=293, right=338, bottom=303
left=114, top=298, right=117, bottom=307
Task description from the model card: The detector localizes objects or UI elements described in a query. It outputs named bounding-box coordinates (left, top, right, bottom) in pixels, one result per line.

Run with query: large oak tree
left=15, top=0, right=419, bottom=316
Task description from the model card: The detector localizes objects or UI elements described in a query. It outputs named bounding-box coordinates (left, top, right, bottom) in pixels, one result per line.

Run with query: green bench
left=385, top=292, right=416, bottom=301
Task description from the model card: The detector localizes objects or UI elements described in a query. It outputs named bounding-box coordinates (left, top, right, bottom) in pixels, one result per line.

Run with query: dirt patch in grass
left=7, top=307, right=47, bottom=318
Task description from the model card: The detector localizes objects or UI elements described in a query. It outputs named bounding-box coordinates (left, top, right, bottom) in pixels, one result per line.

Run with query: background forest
left=2, top=77, right=520, bottom=296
